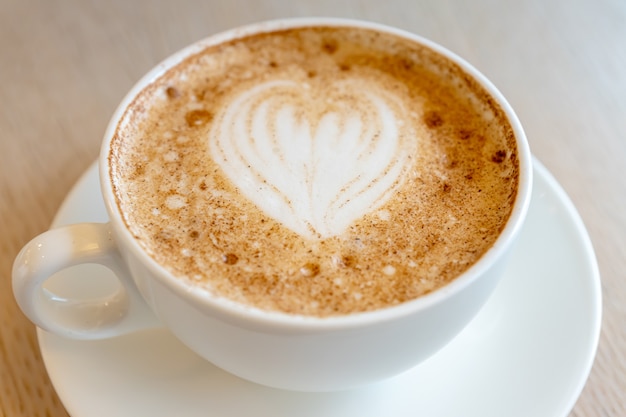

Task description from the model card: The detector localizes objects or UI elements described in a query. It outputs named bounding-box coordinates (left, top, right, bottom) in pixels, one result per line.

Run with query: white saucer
left=38, top=158, right=601, bottom=417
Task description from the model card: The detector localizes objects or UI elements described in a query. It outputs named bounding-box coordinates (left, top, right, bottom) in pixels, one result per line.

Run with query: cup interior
left=99, top=17, right=533, bottom=331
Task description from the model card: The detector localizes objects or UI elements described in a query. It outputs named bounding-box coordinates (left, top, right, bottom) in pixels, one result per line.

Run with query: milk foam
left=110, top=25, right=519, bottom=317
left=210, top=79, right=415, bottom=239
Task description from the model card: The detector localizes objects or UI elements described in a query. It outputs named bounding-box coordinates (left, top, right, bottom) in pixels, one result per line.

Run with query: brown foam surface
left=109, top=25, right=519, bottom=317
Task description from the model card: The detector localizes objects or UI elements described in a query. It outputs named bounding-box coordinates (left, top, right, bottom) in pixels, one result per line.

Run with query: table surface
left=1, top=0, right=624, bottom=415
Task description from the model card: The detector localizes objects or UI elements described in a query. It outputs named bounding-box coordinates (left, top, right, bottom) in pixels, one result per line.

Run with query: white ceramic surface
left=38, top=158, right=601, bottom=417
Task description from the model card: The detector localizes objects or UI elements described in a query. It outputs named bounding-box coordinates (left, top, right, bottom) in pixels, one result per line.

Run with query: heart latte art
left=210, top=80, right=415, bottom=239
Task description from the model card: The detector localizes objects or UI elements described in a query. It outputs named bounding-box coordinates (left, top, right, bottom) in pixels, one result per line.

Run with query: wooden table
left=1, top=0, right=624, bottom=415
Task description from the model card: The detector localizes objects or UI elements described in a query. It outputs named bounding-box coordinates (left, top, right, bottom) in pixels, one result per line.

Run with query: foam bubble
left=382, top=265, right=396, bottom=276
left=165, top=195, right=187, bottom=210
left=163, top=151, right=179, bottom=162
left=377, top=210, right=391, bottom=221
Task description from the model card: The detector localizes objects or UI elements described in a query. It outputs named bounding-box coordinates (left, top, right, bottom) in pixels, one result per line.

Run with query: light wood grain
left=1, top=0, right=624, bottom=415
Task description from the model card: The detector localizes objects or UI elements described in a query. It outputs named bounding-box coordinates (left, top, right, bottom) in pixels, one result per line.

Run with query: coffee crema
left=109, top=25, right=519, bottom=317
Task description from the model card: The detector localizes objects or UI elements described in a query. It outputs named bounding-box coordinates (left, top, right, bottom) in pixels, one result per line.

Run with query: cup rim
left=99, top=17, right=533, bottom=332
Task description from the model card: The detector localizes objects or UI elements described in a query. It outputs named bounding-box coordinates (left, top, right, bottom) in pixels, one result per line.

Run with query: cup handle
left=12, top=222, right=161, bottom=339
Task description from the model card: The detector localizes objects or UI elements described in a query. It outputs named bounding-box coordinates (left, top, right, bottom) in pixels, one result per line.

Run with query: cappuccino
left=110, top=25, right=519, bottom=317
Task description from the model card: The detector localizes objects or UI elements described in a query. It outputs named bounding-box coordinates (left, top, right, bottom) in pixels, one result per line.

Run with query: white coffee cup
left=13, top=17, right=532, bottom=392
